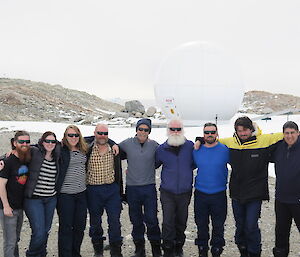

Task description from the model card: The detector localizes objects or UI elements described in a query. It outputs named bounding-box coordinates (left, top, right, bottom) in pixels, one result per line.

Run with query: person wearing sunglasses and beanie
left=155, top=118, right=195, bottom=257
left=119, top=118, right=162, bottom=257
left=0, top=131, right=31, bottom=257
left=193, top=123, right=229, bottom=257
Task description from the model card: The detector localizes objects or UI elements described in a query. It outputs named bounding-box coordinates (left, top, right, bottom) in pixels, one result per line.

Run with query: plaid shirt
left=87, top=144, right=115, bottom=185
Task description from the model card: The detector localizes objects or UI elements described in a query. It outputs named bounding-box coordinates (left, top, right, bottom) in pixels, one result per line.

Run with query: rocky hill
left=0, top=78, right=123, bottom=124
left=240, top=90, right=300, bottom=114
left=1, top=78, right=300, bottom=123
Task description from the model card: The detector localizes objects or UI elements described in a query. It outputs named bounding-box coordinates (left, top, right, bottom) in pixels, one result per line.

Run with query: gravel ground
left=0, top=131, right=299, bottom=257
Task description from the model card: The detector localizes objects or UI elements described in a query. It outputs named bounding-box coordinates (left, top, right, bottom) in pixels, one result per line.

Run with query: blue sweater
left=193, top=143, right=229, bottom=194
left=272, top=138, right=300, bottom=204
left=155, top=140, right=195, bottom=194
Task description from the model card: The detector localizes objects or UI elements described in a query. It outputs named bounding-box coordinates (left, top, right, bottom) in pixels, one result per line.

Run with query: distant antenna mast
left=215, top=114, right=218, bottom=125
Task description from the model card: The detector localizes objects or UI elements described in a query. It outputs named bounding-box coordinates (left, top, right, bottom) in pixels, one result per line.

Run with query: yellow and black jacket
left=220, top=127, right=283, bottom=203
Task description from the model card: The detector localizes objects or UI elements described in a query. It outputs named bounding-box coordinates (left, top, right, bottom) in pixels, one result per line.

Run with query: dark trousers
left=57, top=191, right=87, bottom=257
left=87, top=183, right=122, bottom=244
left=194, top=190, right=227, bottom=249
left=24, top=196, right=57, bottom=257
left=160, top=188, right=191, bottom=245
left=275, top=200, right=300, bottom=251
left=232, top=199, right=262, bottom=254
left=126, top=184, right=161, bottom=241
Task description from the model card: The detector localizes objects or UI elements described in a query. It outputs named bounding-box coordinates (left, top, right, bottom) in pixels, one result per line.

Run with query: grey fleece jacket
left=119, top=136, right=159, bottom=186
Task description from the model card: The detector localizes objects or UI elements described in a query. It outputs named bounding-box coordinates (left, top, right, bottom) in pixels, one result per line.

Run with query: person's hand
left=5, top=150, right=13, bottom=158
left=3, top=205, right=13, bottom=217
left=194, top=140, right=201, bottom=150
left=112, top=144, right=119, bottom=155
left=0, top=160, right=4, bottom=171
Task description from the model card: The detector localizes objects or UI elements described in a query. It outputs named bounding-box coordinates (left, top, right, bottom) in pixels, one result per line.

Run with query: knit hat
left=136, top=118, right=152, bottom=133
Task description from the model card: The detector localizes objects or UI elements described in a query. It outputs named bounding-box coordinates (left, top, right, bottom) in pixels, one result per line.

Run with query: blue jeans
left=57, top=191, right=87, bottom=257
left=87, top=183, right=122, bottom=244
left=0, top=209, right=23, bottom=257
left=24, top=196, right=57, bottom=257
left=232, top=199, right=262, bottom=254
left=126, top=184, right=161, bottom=241
left=194, top=190, right=227, bottom=250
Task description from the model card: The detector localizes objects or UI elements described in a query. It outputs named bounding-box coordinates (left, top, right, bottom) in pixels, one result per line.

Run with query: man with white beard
left=155, top=119, right=195, bottom=257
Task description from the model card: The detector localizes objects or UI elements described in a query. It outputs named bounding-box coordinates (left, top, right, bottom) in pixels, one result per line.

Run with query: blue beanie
left=136, top=118, right=152, bottom=133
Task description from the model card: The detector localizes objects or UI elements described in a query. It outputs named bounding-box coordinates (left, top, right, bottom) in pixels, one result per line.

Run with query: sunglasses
left=44, top=139, right=57, bottom=144
left=17, top=140, right=30, bottom=144
left=204, top=131, right=217, bottom=135
left=169, top=127, right=182, bottom=132
left=67, top=133, right=79, bottom=138
left=138, top=127, right=150, bottom=132
left=96, top=131, right=108, bottom=135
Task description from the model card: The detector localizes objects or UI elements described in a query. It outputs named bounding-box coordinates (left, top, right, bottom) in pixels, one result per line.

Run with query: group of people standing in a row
left=0, top=117, right=299, bottom=257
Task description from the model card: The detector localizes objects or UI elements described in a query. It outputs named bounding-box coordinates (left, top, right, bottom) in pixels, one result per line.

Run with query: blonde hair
left=62, top=125, right=88, bottom=154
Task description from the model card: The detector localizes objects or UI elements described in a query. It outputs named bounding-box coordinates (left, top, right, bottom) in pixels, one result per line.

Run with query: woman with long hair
left=24, top=131, right=60, bottom=257
left=56, top=125, right=89, bottom=257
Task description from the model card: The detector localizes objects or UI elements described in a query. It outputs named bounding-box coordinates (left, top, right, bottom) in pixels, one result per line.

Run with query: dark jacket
left=24, top=145, right=61, bottom=198
left=219, top=130, right=282, bottom=203
left=155, top=140, right=195, bottom=194
left=271, top=138, right=300, bottom=204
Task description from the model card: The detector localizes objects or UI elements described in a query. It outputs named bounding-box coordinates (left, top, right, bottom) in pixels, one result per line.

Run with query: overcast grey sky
left=1, top=0, right=300, bottom=100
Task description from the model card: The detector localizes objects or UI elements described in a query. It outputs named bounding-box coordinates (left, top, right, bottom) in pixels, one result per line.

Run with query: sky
left=1, top=0, right=300, bottom=100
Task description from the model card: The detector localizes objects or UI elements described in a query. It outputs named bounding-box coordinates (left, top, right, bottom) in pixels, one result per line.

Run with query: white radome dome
left=154, top=41, right=244, bottom=125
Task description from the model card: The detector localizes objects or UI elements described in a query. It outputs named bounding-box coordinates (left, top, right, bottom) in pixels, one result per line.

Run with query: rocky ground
left=0, top=131, right=299, bottom=256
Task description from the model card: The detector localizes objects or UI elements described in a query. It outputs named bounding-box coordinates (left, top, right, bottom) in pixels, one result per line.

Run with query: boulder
left=125, top=100, right=145, bottom=114
left=111, top=112, right=130, bottom=119
left=135, top=112, right=142, bottom=118
left=146, top=106, right=157, bottom=117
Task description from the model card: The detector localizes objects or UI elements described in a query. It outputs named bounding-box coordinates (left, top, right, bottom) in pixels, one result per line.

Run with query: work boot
left=273, top=247, right=288, bottom=257
left=174, top=242, right=184, bottom=257
left=238, top=245, right=248, bottom=257
left=163, top=241, right=175, bottom=257
left=133, top=239, right=146, bottom=257
left=150, top=240, right=162, bottom=257
left=110, top=241, right=123, bottom=257
left=198, top=246, right=208, bottom=257
left=248, top=251, right=261, bottom=257
left=211, top=247, right=223, bottom=257
left=93, top=240, right=104, bottom=257
left=163, top=246, right=175, bottom=257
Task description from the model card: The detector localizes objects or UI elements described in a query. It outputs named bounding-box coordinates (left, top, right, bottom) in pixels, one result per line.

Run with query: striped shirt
left=60, top=151, right=87, bottom=194
left=33, top=159, right=57, bottom=197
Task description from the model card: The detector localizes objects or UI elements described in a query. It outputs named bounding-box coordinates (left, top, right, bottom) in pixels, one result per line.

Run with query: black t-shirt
left=0, top=155, right=29, bottom=210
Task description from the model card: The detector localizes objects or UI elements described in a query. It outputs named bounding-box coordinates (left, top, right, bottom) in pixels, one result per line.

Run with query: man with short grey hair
left=86, top=124, right=123, bottom=257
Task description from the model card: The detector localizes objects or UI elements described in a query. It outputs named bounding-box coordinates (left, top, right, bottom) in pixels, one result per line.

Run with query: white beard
left=167, top=134, right=186, bottom=147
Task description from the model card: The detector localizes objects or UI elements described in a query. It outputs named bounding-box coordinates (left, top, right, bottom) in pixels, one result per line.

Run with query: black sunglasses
left=169, top=127, right=182, bottom=132
left=204, top=131, right=217, bottom=135
left=67, top=133, right=80, bottom=138
left=96, top=131, right=108, bottom=135
left=138, top=127, right=150, bottom=132
left=44, top=139, right=57, bottom=144
left=17, top=139, right=30, bottom=144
